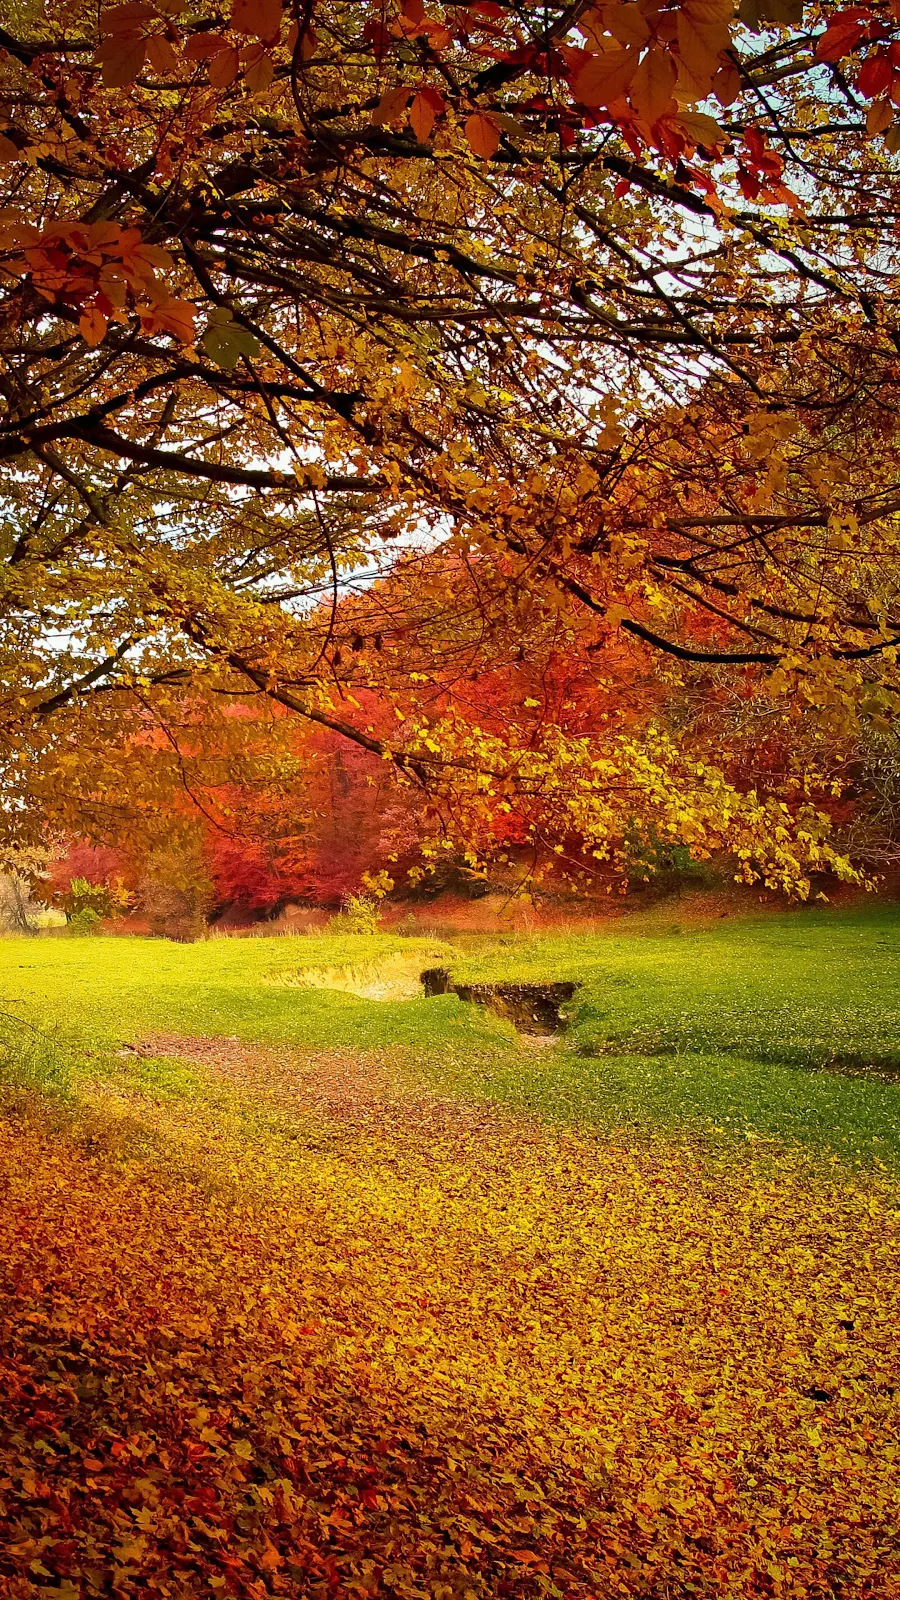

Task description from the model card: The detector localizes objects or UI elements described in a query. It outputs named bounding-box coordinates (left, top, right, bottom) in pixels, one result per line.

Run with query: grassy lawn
left=4, top=903, right=900, bottom=1166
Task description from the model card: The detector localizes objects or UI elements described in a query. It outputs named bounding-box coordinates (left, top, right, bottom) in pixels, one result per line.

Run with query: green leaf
left=201, top=312, right=261, bottom=371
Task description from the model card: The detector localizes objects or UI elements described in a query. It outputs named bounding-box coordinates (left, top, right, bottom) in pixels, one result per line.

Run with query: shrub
left=59, top=875, right=130, bottom=923
left=327, top=893, right=380, bottom=935
left=67, top=906, right=102, bottom=936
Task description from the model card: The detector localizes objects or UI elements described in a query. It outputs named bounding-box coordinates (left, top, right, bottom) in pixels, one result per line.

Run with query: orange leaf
left=573, top=48, right=639, bottom=108
left=208, top=44, right=241, bottom=86
left=183, top=31, right=230, bottom=58
left=0, top=209, right=38, bottom=250
left=95, top=35, right=147, bottom=87
left=465, top=111, right=501, bottom=159
left=712, top=60, right=741, bottom=106
left=409, top=90, right=436, bottom=141
left=605, top=4, right=651, bottom=48
left=145, top=33, right=179, bottom=73
left=142, top=294, right=196, bottom=341
left=682, top=0, right=734, bottom=20
left=243, top=48, right=275, bottom=93
left=232, top=0, right=283, bottom=41
left=629, top=47, right=677, bottom=123
left=0, top=133, right=20, bottom=164
left=866, top=96, right=894, bottom=134
left=676, top=11, right=729, bottom=95
left=373, top=86, right=413, bottom=125
left=101, top=1, right=155, bottom=35
left=79, top=305, right=109, bottom=346
left=403, top=0, right=426, bottom=22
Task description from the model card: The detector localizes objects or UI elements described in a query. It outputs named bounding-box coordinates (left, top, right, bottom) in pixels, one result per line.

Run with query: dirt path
left=127, top=1031, right=525, bottom=1145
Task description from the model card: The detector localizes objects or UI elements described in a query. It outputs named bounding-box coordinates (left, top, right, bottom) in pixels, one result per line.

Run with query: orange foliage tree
left=3, top=0, right=900, bottom=890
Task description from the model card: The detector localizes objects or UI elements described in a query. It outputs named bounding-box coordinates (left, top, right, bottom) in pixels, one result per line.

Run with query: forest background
left=5, top=0, right=900, bottom=932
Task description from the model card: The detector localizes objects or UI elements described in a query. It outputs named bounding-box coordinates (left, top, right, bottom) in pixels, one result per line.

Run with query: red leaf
left=858, top=50, right=892, bottom=96
left=815, top=16, right=868, bottom=62
left=363, top=18, right=391, bottom=60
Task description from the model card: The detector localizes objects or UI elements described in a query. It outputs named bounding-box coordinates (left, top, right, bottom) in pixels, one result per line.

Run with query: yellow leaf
left=675, top=109, right=727, bottom=148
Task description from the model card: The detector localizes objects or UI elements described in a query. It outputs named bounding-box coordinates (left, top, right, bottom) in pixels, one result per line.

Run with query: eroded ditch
left=421, top=968, right=578, bottom=1035
left=267, top=954, right=579, bottom=1036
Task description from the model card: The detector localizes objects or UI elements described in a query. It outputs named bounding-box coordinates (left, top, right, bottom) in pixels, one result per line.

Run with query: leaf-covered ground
left=2, top=1029, right=899, bottom=1600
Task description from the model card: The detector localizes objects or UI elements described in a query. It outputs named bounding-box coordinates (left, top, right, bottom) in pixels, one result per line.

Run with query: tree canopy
left=3, top=0, right=900, bottom=891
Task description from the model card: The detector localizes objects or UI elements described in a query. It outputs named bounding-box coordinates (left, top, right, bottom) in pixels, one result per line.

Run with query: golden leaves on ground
left=1, top=1040, right=899, bottom=1598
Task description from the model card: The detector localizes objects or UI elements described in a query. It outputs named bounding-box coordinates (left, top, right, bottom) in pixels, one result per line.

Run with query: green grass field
left=3, top=902, right=900, bottom=1165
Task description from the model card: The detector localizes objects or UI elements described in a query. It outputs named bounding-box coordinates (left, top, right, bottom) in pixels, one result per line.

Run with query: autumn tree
left=3, top=0, right=900, bottom=890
